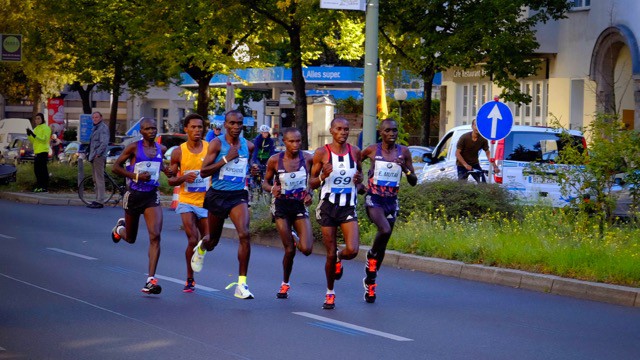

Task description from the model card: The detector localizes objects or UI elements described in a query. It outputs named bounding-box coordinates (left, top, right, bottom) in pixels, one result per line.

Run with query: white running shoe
left=233, top=283, right=254, bottom=299
left=191, top=239, right=206, bottom=273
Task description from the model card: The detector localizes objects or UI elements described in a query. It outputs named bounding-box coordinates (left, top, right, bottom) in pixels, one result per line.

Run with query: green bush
left=397, top=178, right=519, bottom=220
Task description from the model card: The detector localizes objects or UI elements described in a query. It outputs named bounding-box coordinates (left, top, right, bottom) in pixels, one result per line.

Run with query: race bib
left=134, top=161, right=160, bottom=182
left=372, top=160, right=402, bottom=187
left=280, top=169, right=307, bottom=195
left=328, top=167, right=356, bottom=194
left=219, top=157, right=248, bottom=183
left=184, top=170, right=210, bottom=192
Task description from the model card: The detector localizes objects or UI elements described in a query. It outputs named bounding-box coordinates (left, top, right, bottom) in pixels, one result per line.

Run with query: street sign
left=265, top=100, right=280, bottom=116
left=1, top=34, right=22, bottom=62
left=320, top=0, right=365, bottom=11
left=476, top=100, right=513, bottom=141
left=79, top=114, right=93, bottom=142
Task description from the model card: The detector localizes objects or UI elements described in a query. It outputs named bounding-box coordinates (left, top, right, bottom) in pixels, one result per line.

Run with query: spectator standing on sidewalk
left=87, top=111, right=110, bottom=208
left=26, top=113, right=51, bottom=193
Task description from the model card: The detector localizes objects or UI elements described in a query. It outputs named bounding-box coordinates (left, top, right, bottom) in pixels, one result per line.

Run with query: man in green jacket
left=26, top=113, right=52, bottom=193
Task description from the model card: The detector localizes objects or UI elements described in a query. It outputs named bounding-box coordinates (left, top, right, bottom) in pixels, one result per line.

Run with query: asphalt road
left=1, top=200, right=639, bottom=360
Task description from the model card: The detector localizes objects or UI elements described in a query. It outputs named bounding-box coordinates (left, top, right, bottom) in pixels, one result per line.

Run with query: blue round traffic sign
left=476, top=101, right=513, bottom=141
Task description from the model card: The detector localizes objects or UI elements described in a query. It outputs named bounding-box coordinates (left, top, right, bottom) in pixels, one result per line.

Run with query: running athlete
left=110, top=118, right=172, bottom=294
left=262, top=127, right=314, bottom=299
left=167, top=114, right=210, bottom=293
left=191, top=110, right=256, bottom=299
left=310, top=117, right=363, bottom=309
left=360, top=119, right=417, bottom=303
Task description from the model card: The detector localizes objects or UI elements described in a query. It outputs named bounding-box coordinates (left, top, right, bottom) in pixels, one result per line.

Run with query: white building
left=439, top=0, right=639, bottom=137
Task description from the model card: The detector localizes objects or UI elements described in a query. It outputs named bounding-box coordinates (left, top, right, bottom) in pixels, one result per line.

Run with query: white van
left=418, top=125, right=586, bottom=207
left=0, top=118, right=33, bottom=162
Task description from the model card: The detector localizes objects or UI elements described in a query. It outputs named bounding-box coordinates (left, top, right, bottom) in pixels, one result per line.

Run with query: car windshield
left=504, top=132, right=584, bottom=163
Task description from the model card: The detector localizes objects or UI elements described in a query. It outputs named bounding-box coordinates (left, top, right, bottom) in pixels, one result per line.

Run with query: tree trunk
left=421, top=71, right=435, bottom=146
left=186, top=68, right=213, bottom=118
left=30, top=81, right=42, bottom=123
left=289, top=24, right=308, bottom=149
left=77, top=83, right=95, bottom=114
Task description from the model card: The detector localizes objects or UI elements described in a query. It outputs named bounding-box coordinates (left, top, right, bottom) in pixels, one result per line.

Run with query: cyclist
left=455, top=118, right=499, bottom=183
left=205, top=122, right=222, bottom=142
left=251, top=125, right=276, bottom=179
left=262, top=127, right=314, bottom=299
left=360, top=118, right=417, bottom=303
left=310, top=117, right=363, bottom=309
left=167, top=114, right=210, bottom=293
left=110, top=118, right=172, bottom=295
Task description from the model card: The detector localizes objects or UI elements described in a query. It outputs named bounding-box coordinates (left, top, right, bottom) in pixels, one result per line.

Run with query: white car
left=419, top=125, right=586, bottom=207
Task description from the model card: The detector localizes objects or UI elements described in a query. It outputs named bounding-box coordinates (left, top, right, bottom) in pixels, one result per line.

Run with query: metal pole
left=362, top=0, right=379, bottom=148
left=398, top=101, right=403, bottom=122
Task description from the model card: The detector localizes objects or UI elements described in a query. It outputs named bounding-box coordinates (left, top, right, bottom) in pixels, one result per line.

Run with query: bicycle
left=78, top=170, right=127, bottom=206
left=248, top=164, right=270, bottom=205
left=460, top=168, right=487, bottom=184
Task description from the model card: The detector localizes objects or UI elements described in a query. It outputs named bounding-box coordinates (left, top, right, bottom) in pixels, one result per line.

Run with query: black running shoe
left=363, top=278, right=377, bottom=303
left=141, top=278, right=162, bottom=294
left=183, top=278, right=196, bottom=293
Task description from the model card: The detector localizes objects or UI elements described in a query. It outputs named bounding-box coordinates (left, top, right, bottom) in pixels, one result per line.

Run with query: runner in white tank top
left=310, top=117, right=364, bottom=310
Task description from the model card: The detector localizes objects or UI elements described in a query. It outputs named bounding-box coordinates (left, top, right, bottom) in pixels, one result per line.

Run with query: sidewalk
left=1, top=190, right=639, bottom=308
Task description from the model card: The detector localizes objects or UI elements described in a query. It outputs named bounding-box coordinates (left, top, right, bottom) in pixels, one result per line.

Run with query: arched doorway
left=590, top=25, right=640, bottom=129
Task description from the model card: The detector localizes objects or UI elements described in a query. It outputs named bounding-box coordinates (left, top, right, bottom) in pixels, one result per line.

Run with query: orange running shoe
left=277, top=283, right=290, bottom=299
left=322, top=293, right=335, bottom=310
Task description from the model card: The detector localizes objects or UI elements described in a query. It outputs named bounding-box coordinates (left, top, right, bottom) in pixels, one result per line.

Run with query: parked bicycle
left=78, top=170, right=127, bottom=206
left=248, top=163, right=269, bottom=204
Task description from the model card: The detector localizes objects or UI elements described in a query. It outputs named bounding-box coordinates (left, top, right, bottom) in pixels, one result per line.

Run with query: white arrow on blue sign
left=476, top=100, right=513, bottom=141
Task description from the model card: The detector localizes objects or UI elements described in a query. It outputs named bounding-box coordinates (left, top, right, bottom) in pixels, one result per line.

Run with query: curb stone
left=2, top=190, right=639, bottom=307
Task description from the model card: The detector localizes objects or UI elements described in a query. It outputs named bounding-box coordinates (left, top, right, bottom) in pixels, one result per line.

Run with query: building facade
left=439, top=0, right=640, bottom=137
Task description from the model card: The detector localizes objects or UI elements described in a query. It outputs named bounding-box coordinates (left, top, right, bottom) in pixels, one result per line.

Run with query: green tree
left=379, top=0, right=571, bottom=146
left=244, top=0, right=365, bottom=149
left=146, top=0, right=271, bottom=118
left=35, top=0, right=174, bottom=142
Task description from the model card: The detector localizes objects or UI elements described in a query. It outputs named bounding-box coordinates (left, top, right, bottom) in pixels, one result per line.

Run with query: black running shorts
left=271, top=197, right=309, bottom=223
left=365, top=193, right=399, bottom=223
left=123, top=189, right=160, bottom=216
left=315, top=199, right=357, bottom=227
left=203, top=188, right=248, bottom=218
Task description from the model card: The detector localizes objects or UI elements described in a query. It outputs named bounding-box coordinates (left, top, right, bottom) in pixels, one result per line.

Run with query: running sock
left=238, top=275, right=247, bottom=285
left=326, top=289, right=335, bottom=295
left=282, top=282, right=290, bottom=286
left=147, top=276, right=155, bottom=283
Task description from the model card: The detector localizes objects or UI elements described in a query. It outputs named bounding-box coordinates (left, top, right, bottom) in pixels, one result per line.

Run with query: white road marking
left=0, top=346, right=5, bottom=351
left=0, top=273, right=248, bottom=359
left=0, top=233, right=15, bottom=239
left=293, top=312, right=413, bottom=341
left=46, top=248, right=97, bottom=260
left=154, top=274, right=219, bottom=292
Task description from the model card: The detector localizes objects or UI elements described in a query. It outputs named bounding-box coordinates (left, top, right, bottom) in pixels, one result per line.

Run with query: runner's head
left=183, top=114, right=204, bottom=141
left=282, top=127, right=301, bottom=154
left=379, top=118, right=398, bottom=144
left=224, top=110, right=244, bottom=138
left=329, top=117, right=350, bottom=145
left=140, top=117, right=158, bottom=141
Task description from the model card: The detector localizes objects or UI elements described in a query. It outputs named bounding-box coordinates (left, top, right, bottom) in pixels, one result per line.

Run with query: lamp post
left=394, top=89, right=408, bottom=121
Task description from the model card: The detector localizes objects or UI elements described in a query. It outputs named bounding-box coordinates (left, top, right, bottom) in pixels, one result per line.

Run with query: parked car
left=59, top=141, right=89, bottom=165
left=106, top=145, right=124, bottom=165
left=0, top=163, right=17, bottom=184
left=3, top=136, right=35, bottom=165
left=408, top=145, right=434, bottom=175
left=419, top=125, right=586, bottom=207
